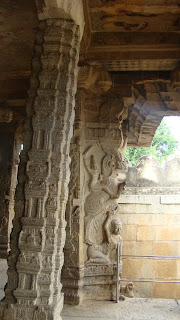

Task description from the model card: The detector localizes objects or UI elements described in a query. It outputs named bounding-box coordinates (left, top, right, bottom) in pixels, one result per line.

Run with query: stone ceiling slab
left=0, top=0, right=180, bottom=136
left=88, top=0, right=180, bottom=32
left=0, top=0, right=38, bottom=80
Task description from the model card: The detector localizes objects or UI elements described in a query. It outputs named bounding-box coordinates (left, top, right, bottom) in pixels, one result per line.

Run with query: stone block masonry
left=120, top=155, right=180, bottom=299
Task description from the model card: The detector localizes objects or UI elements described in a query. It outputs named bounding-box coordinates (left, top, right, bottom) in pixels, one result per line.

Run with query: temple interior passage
left=0, top=1, right=180, bottom=320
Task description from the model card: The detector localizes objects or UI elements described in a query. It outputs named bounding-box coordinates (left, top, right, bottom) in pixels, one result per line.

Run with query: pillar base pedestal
left=0, top=295, right=63, bottom=320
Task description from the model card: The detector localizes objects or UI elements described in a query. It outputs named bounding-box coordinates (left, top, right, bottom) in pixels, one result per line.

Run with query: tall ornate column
left=0, top=18, right=81, bottom=320
left=62, top=90, right=85, bottom=305
left=0, top=129, right=14, bottom=259
left=0, top=120, right=22, bottom=260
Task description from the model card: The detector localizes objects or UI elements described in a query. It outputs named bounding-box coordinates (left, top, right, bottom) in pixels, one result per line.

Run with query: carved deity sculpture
left=86, top=208, right=122, bottom=264
left=105, top=211, right=122, bottom=263
left=83, top=148, right=126, bottom=264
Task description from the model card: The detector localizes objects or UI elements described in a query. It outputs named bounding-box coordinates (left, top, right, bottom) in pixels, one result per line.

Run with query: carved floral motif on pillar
left=0, top=18, right=81, bottom=320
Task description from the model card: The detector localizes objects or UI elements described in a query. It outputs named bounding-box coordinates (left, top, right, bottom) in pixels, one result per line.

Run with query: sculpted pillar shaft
left=0, top=128, right=19, bottom=259
left=62, top=90, right=85, bottom=304
left=0, top=131, right=14, bottom=259
left=0, top=123, right=22, bottom=261
left=0, top=18, right=80, bottom=320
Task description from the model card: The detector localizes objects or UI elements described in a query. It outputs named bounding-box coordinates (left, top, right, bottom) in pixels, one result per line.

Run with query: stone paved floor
left=0, top=259, right=180, bottom=320
left=62, top=298, right=180, bottom=320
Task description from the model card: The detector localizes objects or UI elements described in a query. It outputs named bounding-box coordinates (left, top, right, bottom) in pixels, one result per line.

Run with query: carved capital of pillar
left=35, top=0, right=84, bottom=39
left=78, top=66, right=112, bottom=94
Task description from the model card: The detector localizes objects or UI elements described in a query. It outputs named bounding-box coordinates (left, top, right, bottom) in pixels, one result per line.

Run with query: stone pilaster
left=0, top=18, right=80, bottom=320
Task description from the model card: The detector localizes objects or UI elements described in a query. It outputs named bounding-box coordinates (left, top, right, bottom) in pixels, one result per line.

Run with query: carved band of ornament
left=21, top=217, right=44, bottom=226
left=85, top=127, right=121, bottom=139
left=84, top=264, right=115, bottom=277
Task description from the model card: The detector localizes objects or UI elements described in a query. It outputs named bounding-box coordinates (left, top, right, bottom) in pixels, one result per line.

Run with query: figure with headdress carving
left=83, top=146, right=126, bottom=264
left=86, top=206, right=123, bottom=264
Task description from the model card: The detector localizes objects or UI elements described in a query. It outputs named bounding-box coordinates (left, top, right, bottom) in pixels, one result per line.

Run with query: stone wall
left=119, top=155, right=180, bottom=299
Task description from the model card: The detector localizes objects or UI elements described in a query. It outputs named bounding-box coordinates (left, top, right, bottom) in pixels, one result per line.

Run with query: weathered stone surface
left=136, top=155, right=161, bottom=187
left=164, top=155, right=180, bottom=187
left=80, top=86, right=128, bottom=301
left=124, top=81, right=180, bottom=147
left=161, top=195, right=180, bottom=204
left=36, top=0, right=84, bottom=38
left=0, top=259, right=8, bottom=300
left=171, top=66, right=180, bottom=83
left=0, top=127, right=21, bottom=259
left=62, top=90, right=84, bottom=305
left=63, top=66, right=129, bottom=304
left=82, top=131, right=127, bottom=265
left=1, top=0, right=180, bottom=313
left=117, top=155, right=180, bottom=299
left=124, top=155, right=180, bottom=189
left=86, top=1, right=180, bottom=71
left=118, top=195, right=160, bottom=204
left=0, top=17, right=81, bottom=320
left=0, top=108, right=13, bottom=123
left=61, top=298, right=180, bottom=320
left=78, top=66, right=112, bottom=94
left=1, top=0, right=180, bottom=123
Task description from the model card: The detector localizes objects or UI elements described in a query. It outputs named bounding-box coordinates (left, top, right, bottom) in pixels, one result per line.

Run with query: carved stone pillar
left=62, top=90, right=85, bottom=305
left=80, top=81, right=128, bottom=300
left=0, top=123, right=22, bottom=260
left=0, top=18, right=81, bottom=320
left=62, top=67, right=113, bottom=304
left=0, top=130, right=14, bottom=259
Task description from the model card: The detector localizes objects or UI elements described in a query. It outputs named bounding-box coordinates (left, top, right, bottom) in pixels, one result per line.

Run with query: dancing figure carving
left=83, top=147, right=126, bottom=264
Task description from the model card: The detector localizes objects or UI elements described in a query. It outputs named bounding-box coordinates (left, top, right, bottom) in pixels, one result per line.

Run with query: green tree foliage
left=124, top=119, right=179, bottom=166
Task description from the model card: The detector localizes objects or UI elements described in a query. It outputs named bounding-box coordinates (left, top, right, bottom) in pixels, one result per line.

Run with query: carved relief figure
left=105, top=209, right=122, bottom=263
left=86, top=208, right=123, bottom=264
left=83, top=147, right=126, bottom=253
left=83, top=99, right=128, bottom=266
left=0, top=216, right=8, bottom=234
left=120, top=282, right=134, bottom=298
left=83, top=153, right=102, bottom=193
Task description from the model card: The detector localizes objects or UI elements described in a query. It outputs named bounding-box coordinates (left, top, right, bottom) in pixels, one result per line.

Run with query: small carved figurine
left=120, top=282, right=134, bottom=298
